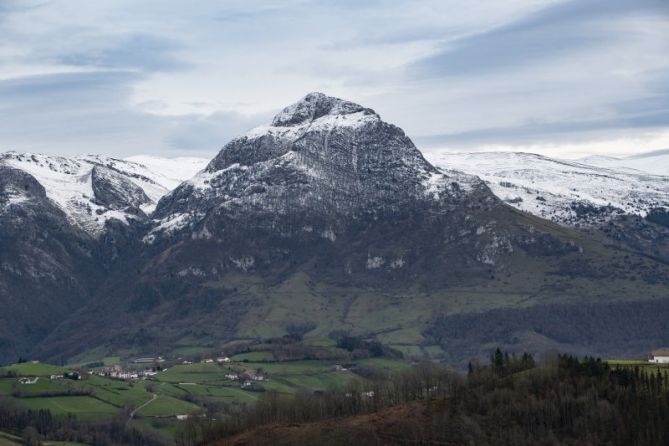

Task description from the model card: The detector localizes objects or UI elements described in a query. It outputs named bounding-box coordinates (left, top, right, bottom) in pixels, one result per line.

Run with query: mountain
left=426, top=151, right=669, bottom=261
left=124, top=155, right=208, bottom=190
left=0, top=152, right=207, bottom=361
left=147, top=92, right=485, bottom=246
left=426, top=151, right=669, bottom=226
left=0, top=152, right=207, bottom=235
left=30, top=93, right=669, bottom=366
left=579, top=149, right=669, bottom=176
left=0, top=163, right=101, bottom=360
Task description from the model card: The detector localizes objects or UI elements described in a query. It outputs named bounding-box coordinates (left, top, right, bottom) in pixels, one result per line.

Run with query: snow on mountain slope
left=147, top=92, right=484, bottom=242
left=0, top=152, right=207, bottom=235
left=124, top=155, right=207, bottom=190
left=426, top=151, right=669, bottom=227
left=579, top=149, right=669, bottom=176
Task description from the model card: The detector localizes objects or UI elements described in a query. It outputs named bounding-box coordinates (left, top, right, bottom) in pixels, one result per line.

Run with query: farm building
left=18, top=377, right=38, bottom=385
left=134, top=356, right=165, bottom=364
left=649, top=349, right=669, bottom=363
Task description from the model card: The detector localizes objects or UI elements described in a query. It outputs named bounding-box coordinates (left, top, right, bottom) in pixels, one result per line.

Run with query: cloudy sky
left=1, top=0, right=668, bottom=159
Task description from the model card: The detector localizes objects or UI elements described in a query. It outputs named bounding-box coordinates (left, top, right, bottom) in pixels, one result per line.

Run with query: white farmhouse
left=649, top=349, right=669, bottom=364
left=18, top=377, right=39, bottom=385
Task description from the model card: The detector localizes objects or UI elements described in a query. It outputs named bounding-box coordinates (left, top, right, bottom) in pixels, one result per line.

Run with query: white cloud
left=0, top=0, right=667, bottom=158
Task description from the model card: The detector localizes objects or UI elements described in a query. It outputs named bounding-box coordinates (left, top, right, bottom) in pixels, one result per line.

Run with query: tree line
left=0, top=397, right=167, bottom=446
left=177, top=352, right=669, bottom=445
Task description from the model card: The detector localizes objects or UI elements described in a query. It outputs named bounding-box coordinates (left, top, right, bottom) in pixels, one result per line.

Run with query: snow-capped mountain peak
left=271, top=92, right=375, bottom=127
left=148, top=93, right=485, bottom=242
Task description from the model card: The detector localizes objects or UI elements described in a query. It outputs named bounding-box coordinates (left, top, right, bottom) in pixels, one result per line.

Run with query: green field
left=136, top=395, right=200, bottom=417
left=19, top=396, right=118, bottom=419
left=606, top=359, right=669, bottom=377
left=0, top=431, right=20, bottom=446
left=0, top=362, right=66, bottom=376
left=81, top=375, right=153, bottom=407
left=157, top=363, right=230, bottom=384
left=0, top=344, right=412, bottom=444
left=356, top=357, right=413, bottom=371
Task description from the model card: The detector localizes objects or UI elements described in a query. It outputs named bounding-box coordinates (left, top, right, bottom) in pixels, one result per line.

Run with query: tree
left=22, top=426, right=41, bottom=446
left=492, top=348, right=504, bottom=373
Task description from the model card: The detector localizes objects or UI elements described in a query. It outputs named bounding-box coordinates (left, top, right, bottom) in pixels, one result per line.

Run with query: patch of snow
left=230, top=256, right=255, bottom=271
left=125, top=155, right=208, bottom=188
left=144, top=212, right=191, bottom=243
left=322, top=229, right=336, bottom=242
left=390, top=258, right=405, bottom=268
left=427, top=151, right=669, bottom=226
left=366, top=255, right=385, bottom=270
left=1, top=152, right=208, bottom=236
left=244, top=111, right=377, bottom=142
left=579, top=150, right=669, bottom=176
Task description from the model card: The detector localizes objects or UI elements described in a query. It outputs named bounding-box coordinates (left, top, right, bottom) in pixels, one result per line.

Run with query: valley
left=3, top=1, right=668, bottom=443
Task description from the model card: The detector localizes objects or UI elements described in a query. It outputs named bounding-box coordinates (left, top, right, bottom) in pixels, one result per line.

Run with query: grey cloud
left=58, top=34, right=188, bottom=72
left=410, top=0, right=667, bottom=78
left=0, top=70, right=267, bottom=157
left=0, top=0, right=668, bottom=158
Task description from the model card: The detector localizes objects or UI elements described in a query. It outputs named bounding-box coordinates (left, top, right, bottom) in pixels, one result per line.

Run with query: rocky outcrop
left=91, top=165, right=151, bottom=213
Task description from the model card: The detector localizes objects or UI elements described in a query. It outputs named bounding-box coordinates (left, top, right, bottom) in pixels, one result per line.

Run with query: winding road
left=127, top=393, right=157, bottom=426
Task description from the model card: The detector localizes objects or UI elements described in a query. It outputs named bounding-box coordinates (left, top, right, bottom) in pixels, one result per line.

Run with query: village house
left=64, top=371, right=81, bottom=380
left=133, top=356, right=165, bottom=364
left=649, top=349, right=669, bottom=364
left=94, top=365, right=160, bottom=381
left=240, top=370, right=265, bottom=381
left=18, top=377, right=38, bottom=385
left=216, top=357, right=231, bottom=363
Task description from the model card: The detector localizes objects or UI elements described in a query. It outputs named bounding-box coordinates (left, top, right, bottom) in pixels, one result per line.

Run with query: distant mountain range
left=579, top=149, right=669, bottom=176
left=0, top=152, right=206, bottom=234
left=1, top=93, right=668, bottom=366
left=427, top=151, right=668, bottom=227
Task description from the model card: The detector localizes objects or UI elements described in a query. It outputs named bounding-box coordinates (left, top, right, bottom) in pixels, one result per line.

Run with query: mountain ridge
left=1, top=93, right=669, bottom=366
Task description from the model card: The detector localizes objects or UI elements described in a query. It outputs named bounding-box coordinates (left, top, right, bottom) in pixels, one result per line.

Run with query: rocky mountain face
left=0, top=164, right=101, bottom=361
left=126, top=93, right=588, bottom=294
left=0, top=153, right=206, bottom=362
left=0, top=152, right=207, bottom=236
left=2, top=93, right=669, bottom=365
left=427, top=151, right=669, bottom=261
left=148, top=93, right=487, bottom=256
left=427, top=151, right=669, bottom=227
